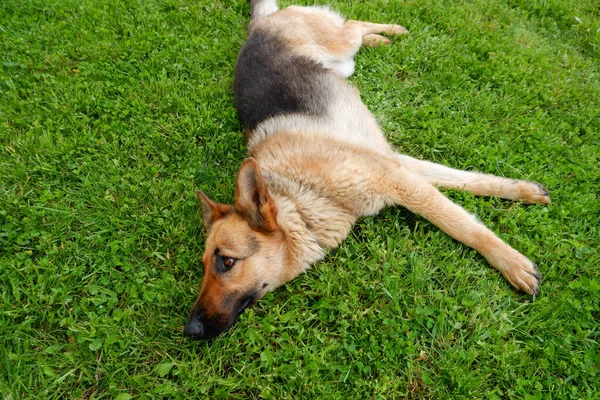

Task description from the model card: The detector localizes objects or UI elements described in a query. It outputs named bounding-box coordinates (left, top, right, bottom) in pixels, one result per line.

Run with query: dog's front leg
left=396, top=154, right=551, bottom=205
left=382, top=166, right=541, bottom=295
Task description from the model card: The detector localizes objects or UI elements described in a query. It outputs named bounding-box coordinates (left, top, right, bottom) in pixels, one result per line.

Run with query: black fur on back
left=234, top=28, right=329, bottom=131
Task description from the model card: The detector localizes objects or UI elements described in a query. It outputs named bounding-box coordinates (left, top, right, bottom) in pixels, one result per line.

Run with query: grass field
left=1, top=0, right=599, bottom=398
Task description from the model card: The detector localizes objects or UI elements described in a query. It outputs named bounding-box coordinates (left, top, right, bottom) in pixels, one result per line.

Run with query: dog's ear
left=234, top=158, right=278, bottom=232
left=197, top=191, right=232, bottom=232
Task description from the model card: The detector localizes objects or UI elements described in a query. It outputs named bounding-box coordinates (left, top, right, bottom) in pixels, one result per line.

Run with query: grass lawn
left=1, top=0, right=599, bottom=398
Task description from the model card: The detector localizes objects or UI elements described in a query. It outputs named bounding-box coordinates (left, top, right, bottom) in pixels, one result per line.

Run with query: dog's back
left=234, top=3, right=395, bottom=154
left=234, top=28, right=329, bottom=132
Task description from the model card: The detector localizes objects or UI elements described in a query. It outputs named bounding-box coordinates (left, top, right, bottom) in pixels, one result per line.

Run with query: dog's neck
left=262, top=171, right=357, bottom=278
left=271, top=193, right=325, bottom=279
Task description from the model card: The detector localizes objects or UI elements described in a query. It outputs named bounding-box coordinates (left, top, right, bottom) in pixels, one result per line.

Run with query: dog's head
left=184, top=158, right=290, bottom=340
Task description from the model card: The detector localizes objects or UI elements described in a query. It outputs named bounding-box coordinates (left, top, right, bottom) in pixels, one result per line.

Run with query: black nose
left=184, top=307, right=205, bottom=339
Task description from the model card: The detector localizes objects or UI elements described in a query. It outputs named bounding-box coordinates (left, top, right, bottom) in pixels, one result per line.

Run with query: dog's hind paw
left=388, top=24, right=409, bottom=35
left=362, top=34, right=390, bottom=47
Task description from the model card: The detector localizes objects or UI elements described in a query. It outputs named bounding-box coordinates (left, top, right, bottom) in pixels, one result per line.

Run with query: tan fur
left=185, top=3, right=550, bottom=339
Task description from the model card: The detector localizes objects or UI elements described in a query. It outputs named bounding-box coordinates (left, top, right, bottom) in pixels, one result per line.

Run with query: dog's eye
left=222, top=257, right=237, bottom=270
left=221, top=257, right=237, bottom=271
left=213, top=250, right=238, bottom=272
left=223, top=257, right=236, bottom=269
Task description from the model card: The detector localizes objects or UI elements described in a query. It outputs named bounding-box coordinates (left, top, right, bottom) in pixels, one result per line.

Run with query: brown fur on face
left=185, top=161, right=291, bottom=340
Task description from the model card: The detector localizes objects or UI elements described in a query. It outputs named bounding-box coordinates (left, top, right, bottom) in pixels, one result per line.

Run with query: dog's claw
left=534, top=182, right=550, bottom=197
left=530, top=263, right=542, bottom=295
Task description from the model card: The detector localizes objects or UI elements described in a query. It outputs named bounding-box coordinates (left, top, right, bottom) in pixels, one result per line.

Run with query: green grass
left=1, top=0, right=599, bottom=398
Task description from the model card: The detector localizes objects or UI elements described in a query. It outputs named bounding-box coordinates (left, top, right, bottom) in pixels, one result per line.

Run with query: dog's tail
left=250, top=0, right=278, bottom=21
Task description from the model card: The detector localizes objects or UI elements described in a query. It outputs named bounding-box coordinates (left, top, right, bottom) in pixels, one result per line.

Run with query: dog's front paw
left=518, top=181, right=551, bottom=205
left=498, top=255, right=541, bottom=296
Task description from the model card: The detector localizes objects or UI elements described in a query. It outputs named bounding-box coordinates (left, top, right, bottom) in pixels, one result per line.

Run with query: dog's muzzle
left=183, top=306, right=206, bottom=340
left=184, top=293, right=257, bottom=340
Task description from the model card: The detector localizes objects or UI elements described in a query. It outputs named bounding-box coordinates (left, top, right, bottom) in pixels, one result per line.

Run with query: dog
left=184, top=0, right=550, bottom=340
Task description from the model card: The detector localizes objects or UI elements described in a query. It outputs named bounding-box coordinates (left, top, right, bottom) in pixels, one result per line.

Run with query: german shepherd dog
left=184, top=0, right=550, bottom=340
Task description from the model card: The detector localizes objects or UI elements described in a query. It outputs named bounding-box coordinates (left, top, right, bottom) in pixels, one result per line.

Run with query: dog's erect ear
left=197, top=191, right=232, bottom=232
left=234, top=158, right=278, bottom=232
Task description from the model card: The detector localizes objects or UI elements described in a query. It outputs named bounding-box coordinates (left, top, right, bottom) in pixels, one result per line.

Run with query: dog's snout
left=184, top=307, right=205, bottom=340
left=184, top=295, right=252, bottom=340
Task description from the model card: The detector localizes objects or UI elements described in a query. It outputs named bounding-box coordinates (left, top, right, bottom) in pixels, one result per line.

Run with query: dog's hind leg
left=267, top=8, right=407, bottom=77
left=338, top=20, right=408, bottom=52
left=397, top=154, right=551, bottom=205
left=380, top=164, right=541, bottom=295
left=353, top=21, right=409, bottom=40
left=315, top=19, right=408, bottom=76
